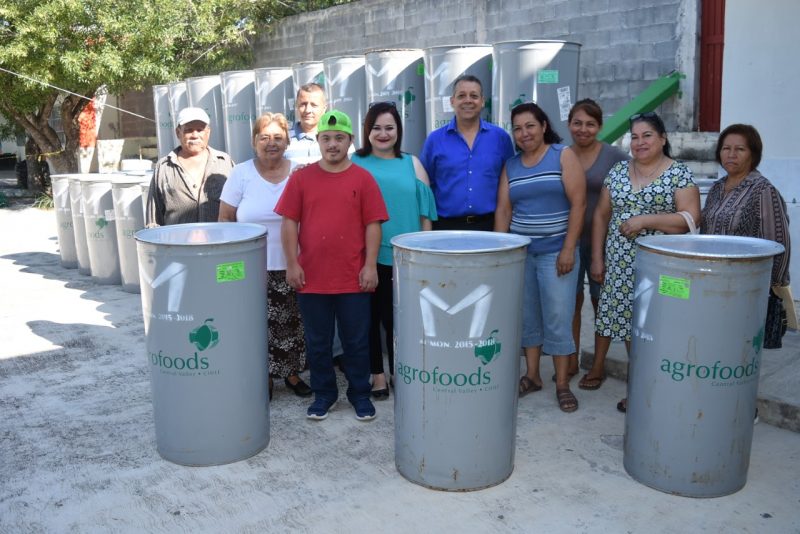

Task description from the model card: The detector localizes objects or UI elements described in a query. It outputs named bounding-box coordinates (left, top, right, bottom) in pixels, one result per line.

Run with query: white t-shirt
left=220, top=158, right=297, bottom=271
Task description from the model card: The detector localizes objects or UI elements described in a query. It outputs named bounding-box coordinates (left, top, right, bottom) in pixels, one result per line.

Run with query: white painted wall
left=721, top=0, right=799, bottom=299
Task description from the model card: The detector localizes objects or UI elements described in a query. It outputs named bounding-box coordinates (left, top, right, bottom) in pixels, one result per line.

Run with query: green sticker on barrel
left=216, top=261, right=245, bottom=283
left=537, top=70, right=559, bottom=84
left=416, top=63, right=424, bottom=76
left=658, top=275, right=690, bottom=299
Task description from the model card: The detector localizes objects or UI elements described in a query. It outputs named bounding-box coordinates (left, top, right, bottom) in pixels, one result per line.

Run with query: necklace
left=632, top=155, right=665, bottom=190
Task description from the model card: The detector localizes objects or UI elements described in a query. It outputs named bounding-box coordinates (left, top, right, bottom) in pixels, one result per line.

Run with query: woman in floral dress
left=590, top=111, right=701, bottom=412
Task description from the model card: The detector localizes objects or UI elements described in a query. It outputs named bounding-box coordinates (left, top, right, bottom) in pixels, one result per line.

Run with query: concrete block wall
left=253, top=0, right=698, bottom=131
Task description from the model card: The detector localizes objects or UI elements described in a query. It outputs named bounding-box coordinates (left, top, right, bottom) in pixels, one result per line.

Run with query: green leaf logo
left=95, top=217, right=108, bottom=230
left=474, top=329, right=501, bottom=365
left=752, top=327, right=764, bottom=355
left=189, top=318, right=219, bottom=351
left=508, top=94, right=527, bottom=112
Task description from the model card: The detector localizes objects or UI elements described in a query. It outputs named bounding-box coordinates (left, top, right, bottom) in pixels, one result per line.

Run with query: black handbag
left=764, top=290, right=788, bottom=349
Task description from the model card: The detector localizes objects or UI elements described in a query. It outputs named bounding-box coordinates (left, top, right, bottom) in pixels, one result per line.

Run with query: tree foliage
left=0, top=0, right=351, bottom=178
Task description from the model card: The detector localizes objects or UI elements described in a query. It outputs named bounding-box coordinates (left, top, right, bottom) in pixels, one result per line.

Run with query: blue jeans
left=522, top=249, right=579, bottom=355
left=297, top=293, right=371, bottom=404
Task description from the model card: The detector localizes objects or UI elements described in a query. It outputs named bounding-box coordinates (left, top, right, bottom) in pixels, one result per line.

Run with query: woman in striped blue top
left=495, top=102, right=587, bottom=413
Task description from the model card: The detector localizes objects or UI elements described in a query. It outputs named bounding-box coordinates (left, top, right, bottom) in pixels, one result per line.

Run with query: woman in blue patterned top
left=352, top=101, right=438, bottom=399
left=495, top=102, right=586, bottom=413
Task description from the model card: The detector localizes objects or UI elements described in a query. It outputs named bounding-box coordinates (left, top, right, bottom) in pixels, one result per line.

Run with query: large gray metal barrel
left=80, top=174, right=121, bottom=285
left=186, top=75, right=226, bottom=153
left=392, top=231, right=530, bottom=491
left=220, top=70, right=256, bottom=165
left=153, top=84, right=177, bottom=158
left=68, top=176, right=92, bottom=275
left=365, top=49, right=426, bottom=155
left=136, top=223, right=269, bottom=466
left=167, top=81, right=188, bottom=130
left=323, top=55, right=367, bottom=148
left=254, top=67, right=293, bottom=118
left=492, top=41, right=581, bottom=138
left=51, top=174, right=78, bottom=268
left=625, top=234, right=785, bottom=497
left=112, top=176, right=149, bottom=293
left=423, top=45, right=492, bottom=133
left=291, top=61, right=325, bottom=94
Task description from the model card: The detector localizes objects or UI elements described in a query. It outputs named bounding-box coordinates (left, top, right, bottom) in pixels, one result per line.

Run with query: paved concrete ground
left=1, top=206, right=799, bottom=533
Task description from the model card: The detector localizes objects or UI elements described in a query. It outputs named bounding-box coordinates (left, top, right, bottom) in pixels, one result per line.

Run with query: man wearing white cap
left=146, top=107, right=235, bottom=226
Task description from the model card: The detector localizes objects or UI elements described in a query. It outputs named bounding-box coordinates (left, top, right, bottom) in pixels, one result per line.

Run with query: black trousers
left=369, top=263, right=394, bottom=375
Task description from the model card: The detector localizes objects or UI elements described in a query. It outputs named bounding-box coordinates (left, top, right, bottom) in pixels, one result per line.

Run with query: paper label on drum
left=442, top=97, right=453, bottom=113
left=104, top=209, right=116, bottom=221
left=538, top=70, right=559, bottom=84
left=658, top=275, right=690, bottom=300
left=557, top=86, right=571, bottom=121
left=216, top=261, right=245, bottom=283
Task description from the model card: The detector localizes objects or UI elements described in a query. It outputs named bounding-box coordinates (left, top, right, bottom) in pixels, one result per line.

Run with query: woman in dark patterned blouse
left=701, top=124, right=790, bottom=288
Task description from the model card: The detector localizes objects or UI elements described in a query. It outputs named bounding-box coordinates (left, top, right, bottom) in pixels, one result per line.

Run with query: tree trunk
left=24, top=137, right=49, bottom=193
left=3, top=91, right=91, bottom=177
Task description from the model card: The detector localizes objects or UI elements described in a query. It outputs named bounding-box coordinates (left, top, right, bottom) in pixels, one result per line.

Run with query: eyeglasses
left=629, top=111, right=658, bottom=123
left=368, top=101, right=397, bottom=109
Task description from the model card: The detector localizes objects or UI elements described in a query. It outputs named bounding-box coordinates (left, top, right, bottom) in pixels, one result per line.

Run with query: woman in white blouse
left=219, top=113, right=310, bottom=399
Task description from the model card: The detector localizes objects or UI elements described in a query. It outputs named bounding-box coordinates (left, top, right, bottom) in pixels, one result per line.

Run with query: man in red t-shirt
left=276, top=110, right=388, bottom=421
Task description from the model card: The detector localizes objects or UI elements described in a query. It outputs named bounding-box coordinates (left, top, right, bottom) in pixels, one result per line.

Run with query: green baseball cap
left=317, top=110, right=353, bottom=136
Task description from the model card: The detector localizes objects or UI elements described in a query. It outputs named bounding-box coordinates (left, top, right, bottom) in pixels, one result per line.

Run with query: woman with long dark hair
left=351, top=101, right=437, bottom=399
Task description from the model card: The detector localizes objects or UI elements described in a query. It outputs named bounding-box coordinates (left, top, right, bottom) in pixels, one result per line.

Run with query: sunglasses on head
left=629, top=111, right=658, bottom=123
left=368, top=101, right=397, bottom=109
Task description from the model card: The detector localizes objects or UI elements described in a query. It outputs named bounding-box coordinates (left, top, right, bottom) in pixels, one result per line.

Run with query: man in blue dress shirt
left=420, top=74, right=515, bottom=231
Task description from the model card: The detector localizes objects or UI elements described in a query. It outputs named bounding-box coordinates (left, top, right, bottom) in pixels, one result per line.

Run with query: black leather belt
left=439, top=213, right=494, bottom=225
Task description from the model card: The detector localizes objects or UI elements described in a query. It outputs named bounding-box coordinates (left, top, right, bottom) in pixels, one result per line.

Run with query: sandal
left=556, top=388, right=578, bottom=413
left=617, top=398, right=627, bottom=413
left=578, top=373, right=606, bottom=390
left=519, top=376, right=542, bottom=397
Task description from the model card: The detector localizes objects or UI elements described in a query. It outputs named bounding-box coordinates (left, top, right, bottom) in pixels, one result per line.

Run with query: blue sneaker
left=352, top=398, right=376, bottom=421
left=307, top=398, right=336, bottom=421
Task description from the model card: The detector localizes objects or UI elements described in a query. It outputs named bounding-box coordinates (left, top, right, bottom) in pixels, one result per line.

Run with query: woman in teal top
left=352, top=101, right=437, bottom=399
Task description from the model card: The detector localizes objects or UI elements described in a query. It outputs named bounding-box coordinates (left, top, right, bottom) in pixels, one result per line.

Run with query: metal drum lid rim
left=78, top=174, right=124, bottom=184
left=220, top=69, right=255, bottom=77
left=186, top=74, right=221, bottom=83
left=111, top=175, right=151, bottom=186
left=637, top=234, right=785, bottom=261
left=392, top=230, right=530, bottom=254
left=493, top=39, right=582, bottom=47
left=322, top=55, right=365, bottom=61
left=366, top=48, right=423, bottom=54
left=424, top=44, right=492, bottom=51
left=136, top=222, right=266, bottom=247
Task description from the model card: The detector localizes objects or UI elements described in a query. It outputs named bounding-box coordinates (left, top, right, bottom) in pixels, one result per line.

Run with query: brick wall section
left=120, top=90, right=156, bottom=140
left=253, top=0, right=693, bottom=130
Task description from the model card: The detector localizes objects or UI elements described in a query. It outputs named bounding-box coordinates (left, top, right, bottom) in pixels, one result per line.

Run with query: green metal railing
left=597, top=71, right=684, bottom=144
